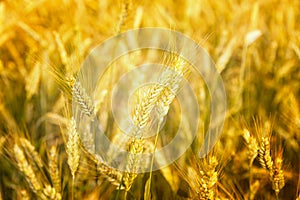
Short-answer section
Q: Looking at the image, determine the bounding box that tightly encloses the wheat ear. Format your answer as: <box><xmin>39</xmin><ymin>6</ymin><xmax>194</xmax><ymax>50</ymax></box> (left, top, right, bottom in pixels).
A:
<box><xmin>117</xmin><ymin>0</ymin><xmax>132</xmax><ymax>33</ymax></box>
<box><xmin>123</xmin><ymin>82</ymin><xmax>164</xmax><ymax>191</ymax></box>
<box><xmin>14</xmin><ymin>143</ymin><xmax>42</xmax><ymax>193</ymax></box>
<box><xmin>73</xmin><ymin>80</ymin><xmax>95</xmax><ymax>117</ymax></box>
<box><xmin>122</xmin><ymin>81</ymin><xmax>165</xmax><ymax>190</ymax></box>
<box><xmin>271</xmin><ymin>157</ymin><xmax>285</xmax><ymax>196</ymax></box>
<box><xmin>258</xmin><ymin>137</ymin><xmax>273</xmax><ymax>172</ymax></box>
<box><xmin>0</xmin><ymin>136</ymin><xmax>6</xmax><ymax>155</ymax></box>
<box><xmin>40</xmin><ymin>184</ymin><xmax>62</xmax><ymax>200</ymax></box>
<box><xmin>19</xmin><ymin>189</ymin><xmax>30</xmax><ymax>200</ymax></box>
<box><xmin>123</xmin><ymin>136</ymin><xmax>145</xmax><ymax>191</ymax></box>
<box><xmin>243</xmin><ymin>129</ymin><xmax>259</xmax><ymax>163</ymax></box>
<box><xmin>156</xmin><ymin>54</ymin><xmax>189</xmax><ymax>118</ymax></box>
<box><xmin>82</xmin><ymin>147</ymin><xmax>125</xmax><ymax>189</ymax></box>
<box><xmin>123</xmin><ymin>54</ymin><xmax>189</xmax><ymax>191</ymax></box>
<box><xmin>65</xmin><ymin>117</ymin><xmax>80</xmax><ymax>179</ymax></box>
<box><xmin>198</xmin><ymin>156</ymin><xmax>218</xmax><ymax>200</ymax></box>
<box><xmin>48</xmin><ymin>145</ymin><xmax>61</xmax><ymax>194</ymax></box>
<box><xmin>20</xmin><ymin>138</ymin><xmax>43</xmax><ymax>168</ymax></box>
<box><xmin>243</xmin><ymin>128</ymin><xmax>259</xmax><ymax>199</ymax></box>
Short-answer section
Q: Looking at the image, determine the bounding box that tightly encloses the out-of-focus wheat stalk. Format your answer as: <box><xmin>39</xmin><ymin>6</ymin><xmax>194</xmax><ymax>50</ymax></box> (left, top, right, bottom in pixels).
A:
<box><xmin>117</xmin><ymin>0</ymin><xmax>132</xmax><ymax>33</ymax></box>
<box><xmin>48</xmin><ymin>145</ymin><xmax>61</xmax><ymax>194</ymax></box>
<box><xmin>0</xmin><ymin>136</ymin><xmax>5</xmax><ymax>155</ymax></box>
<box><xmin>19</xmin><ymin>189</ymin><xmax>30</xmax><ymax>200</ymax></box>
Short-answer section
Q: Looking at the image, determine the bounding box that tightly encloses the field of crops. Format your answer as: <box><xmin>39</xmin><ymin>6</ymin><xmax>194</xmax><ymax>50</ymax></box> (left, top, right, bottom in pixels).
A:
<box><xmin>0</xmin><ymin>0</ymin><xmax>299</xmax><ymax>199</ymax></box>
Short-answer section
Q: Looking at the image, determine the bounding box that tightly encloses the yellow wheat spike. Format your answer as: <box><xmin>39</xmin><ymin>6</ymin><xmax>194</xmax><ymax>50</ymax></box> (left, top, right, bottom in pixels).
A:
<box><xmin>65</xmin><ymin>117</ymin><xmax>80</xmax><ymax>179</ymax></box>
<box><xmin>14</xmin><ymin>143</ymin><xmax>42</xmax><ymax>193</ymax></box>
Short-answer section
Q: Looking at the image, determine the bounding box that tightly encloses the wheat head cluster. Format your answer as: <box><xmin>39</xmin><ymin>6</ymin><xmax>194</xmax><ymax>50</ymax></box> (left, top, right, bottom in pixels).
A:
<box><xmin>0</xmin><ymin>0</ymin><xmax>299</xmax><ymax>199</ymax></box>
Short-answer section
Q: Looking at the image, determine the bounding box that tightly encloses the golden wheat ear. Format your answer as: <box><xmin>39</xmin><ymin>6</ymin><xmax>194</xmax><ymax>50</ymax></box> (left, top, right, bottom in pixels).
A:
<box><xmin>72</xmin><ymin>80</ymin><xmax>96</xmax><ymax>117</ymax></box>
<box><xmin>64</xmin><ymin>117</ymin><xmax>80</xmax><ymax>180</ymax></box>
<box><xmin>116</xmin><ymin>0</ymin><xmax>142</xmax><ymax>33</ymax></box>
<box><xmin>80</xmin><ymin>144</ymin><xmax>126</xmax><ymax>190</ymax></box>
<box><xmin>271</xmin><ymin>155</ymin><xmax>285</xmax><ymax>196</ymax></box>
<box><xmin>242</xmin><ymin>128</ymin><xmax>258</xmax><ymax>163</ymax></box>
<box><xmin>13</xmin><ymin>143</ymin><xmax>43</xmax><ymax>194</ymax></box>
<box><xmin>20</xmin><ymin>138</ymin><xmax>44</xmax><ymax>168</ymax></box>
<box><xmin>48</xmin><ymin>63</ymin><xmax>75</xmax><ymax>99</ymax></box>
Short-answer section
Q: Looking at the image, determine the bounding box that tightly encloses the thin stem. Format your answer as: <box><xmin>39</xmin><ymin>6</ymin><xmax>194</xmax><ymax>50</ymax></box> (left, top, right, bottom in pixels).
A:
<box><xmin>248</xmin><ymin>159</ymin><xmax>253</xmax><ymax>200</ymax></box>
<box><xmin>72</xmin><ymin>176</ymin><xmax>75</xmax><ymax>200</ymax></box>
<box><xmin>148</xmin><ymin>118</ymin><xmax>162</xmax><ymax>198</ymax></box>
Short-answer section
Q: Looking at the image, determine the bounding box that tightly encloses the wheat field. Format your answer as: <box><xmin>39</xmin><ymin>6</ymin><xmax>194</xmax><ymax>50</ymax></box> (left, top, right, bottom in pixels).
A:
<box><xmin>0</xmin><ymin>0</ymin><xmax>299</xmax><ymax>199</ymax></box>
